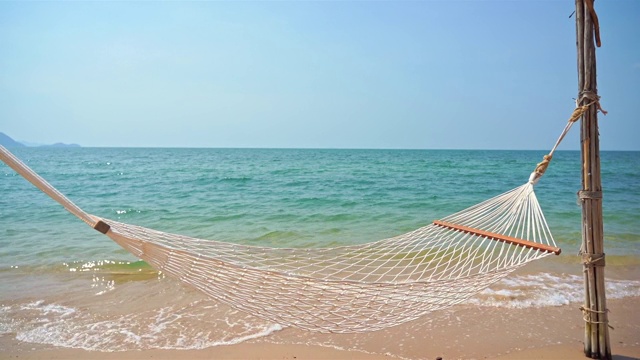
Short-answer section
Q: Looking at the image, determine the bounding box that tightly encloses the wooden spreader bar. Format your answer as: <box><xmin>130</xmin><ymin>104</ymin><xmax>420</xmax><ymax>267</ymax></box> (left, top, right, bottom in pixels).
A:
<box><xmin>93</xmin><ymin>220</ymin><xmax>111</xmax><ymax>234</ymax></box>
<box><xmin>433</xmin><ymin>220</ymin><xmax>561</xmax><ymax>255</ymax></box>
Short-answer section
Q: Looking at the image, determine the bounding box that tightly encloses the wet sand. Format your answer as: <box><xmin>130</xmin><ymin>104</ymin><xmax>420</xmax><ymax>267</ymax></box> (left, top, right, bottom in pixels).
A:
<box><xmin>3</xmin><ymin>259</ymin><xmax>639</xmax><ymax>359</ymax></box>
<box><xmin>3</xmin><ymin>296</ymin><xmax>638</xmax><ymax>360</ymax></box>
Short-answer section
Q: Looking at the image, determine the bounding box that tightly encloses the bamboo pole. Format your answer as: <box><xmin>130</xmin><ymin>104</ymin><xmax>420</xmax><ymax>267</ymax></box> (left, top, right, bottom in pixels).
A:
<box><xmin>574</xmin><ymin>1</ymin><xmax>611</xmax><ymax>359</ymax></box>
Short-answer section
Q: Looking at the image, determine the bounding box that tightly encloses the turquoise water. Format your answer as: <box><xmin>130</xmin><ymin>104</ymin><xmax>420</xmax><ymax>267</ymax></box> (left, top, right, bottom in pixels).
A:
<box><xmin>1</xmin><ymin>147</ymin><xmax>639</xmax><ymax>352</ymax></box>
<box><xmin>1</xmin><ymin>148</ymin><xmax>639</xmax><ymax>269</ymax></box>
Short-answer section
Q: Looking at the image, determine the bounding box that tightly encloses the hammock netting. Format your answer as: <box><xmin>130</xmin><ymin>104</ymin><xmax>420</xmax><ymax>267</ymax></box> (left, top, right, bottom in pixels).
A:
<box><xmin>0</xmin><ymin>145</ymin><xmax>560</xmax><ymax>333</ymax></box>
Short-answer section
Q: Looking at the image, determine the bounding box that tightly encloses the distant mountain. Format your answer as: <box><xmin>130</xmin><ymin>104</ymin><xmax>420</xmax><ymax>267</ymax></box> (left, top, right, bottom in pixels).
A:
<box><xmin>42</xmin><ymin>142</ymin><xmax>81</xmax><ymax>148</ymax></box>
<box><xmin>0</xmin><ymin>132</ymin><xmax>80</xmax><ymax>148</ymax></box>
<box><xmin>18</xmin><ymin>140</ymin><xmax>46</xmax><ymax>147</ymax></box>
<box><xmin>0</xmin><ymin>132</ymin><xmax>26</xmax><ymax>148</ymax></box>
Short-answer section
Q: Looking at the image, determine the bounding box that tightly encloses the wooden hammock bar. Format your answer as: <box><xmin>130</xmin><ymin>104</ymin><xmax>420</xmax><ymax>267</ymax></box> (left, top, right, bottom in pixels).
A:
<box><xmin>433</xmin><ymin>220</ymin><xmax>562</xmax><ymax>255</ymax></box>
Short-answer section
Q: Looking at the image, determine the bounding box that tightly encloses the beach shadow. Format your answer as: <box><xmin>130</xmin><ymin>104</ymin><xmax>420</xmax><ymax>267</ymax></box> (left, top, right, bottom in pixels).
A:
<box><xmin>613</xmin><ymin>355</ymin><xmax>640</xmax><ymax>360</ymax></box>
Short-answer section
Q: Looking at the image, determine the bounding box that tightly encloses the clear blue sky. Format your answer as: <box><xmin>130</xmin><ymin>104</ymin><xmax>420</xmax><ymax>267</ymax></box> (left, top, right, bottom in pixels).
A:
<box><xmin>1</xmin><ymin>1</ymin><xmax>638</xmax><ymax>150</ymax></box>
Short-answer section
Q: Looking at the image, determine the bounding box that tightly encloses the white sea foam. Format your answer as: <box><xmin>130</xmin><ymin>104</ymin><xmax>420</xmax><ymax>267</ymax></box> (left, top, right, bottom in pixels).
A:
<box><xmin>7</xmin><ymin>299</ymin><xmax>282</xmax><ymax>352</ymax></box>
<box><xmin>20</xmin><ymin>300</ymin><xmax>77</xmax><ymax>317</ymax></box>
<box><xmin>3</xmin><ymin>271</ymin><xmax>639</xmax><ymax>352</ymax></box>
<box><xmin>467</xmin><ymin>273</ymin><xmax>640</xmax><ymax>308</ymax></box>
<box><xmin>0</xmin><ymin>305</ymin><xmax>14</xmax><ymax>335</ymax></box>
<box><xmin>197</xmin><ymin>324</ymin><xmax>284</xmax><ymax>348</ymax></box>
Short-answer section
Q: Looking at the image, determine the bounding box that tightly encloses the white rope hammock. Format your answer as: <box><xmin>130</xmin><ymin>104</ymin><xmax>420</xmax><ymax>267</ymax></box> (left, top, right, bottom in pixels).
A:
<box><xmin>0</xmin><ymin>144</ymin><xmax>560</xmax><ymax>333</ymax></box>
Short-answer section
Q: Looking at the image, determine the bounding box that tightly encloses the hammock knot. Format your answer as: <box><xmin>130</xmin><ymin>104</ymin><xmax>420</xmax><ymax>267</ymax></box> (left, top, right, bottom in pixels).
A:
<box><xmin>568</xmin><ymin>104</ymin><xmax>590</xmax><ymax>123</ymax></box>
<box><xmin>535</xmin><ymin>154</ymin><xmax>553</xmax><ymax>174</ymax></box>
<box><xmin>529</xmin><ymin>154</ymin><xmax>552</xmax><ymax>184</ymax></box>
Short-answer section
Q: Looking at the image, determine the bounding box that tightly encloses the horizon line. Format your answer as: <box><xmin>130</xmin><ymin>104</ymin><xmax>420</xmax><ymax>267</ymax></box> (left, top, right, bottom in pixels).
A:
<box><xmin>5</xmin><ymin>145</ymin><xmax>639</xmax><ymax>152</ymax></box>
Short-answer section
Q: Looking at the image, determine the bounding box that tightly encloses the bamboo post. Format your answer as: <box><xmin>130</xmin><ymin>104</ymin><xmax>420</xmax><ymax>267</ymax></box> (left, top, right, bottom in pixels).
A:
<box><xmin>574</xmin><ymin>0</ymin><xmax>611</xmax><ymax>359</ymax></box>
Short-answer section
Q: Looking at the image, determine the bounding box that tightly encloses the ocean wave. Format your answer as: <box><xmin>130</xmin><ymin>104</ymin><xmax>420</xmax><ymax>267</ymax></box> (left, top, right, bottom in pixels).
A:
<box><xmin>5</xmin><ymin>299</ymin><xmax>282</xmax><ymax>352</ymax></box>
<box><xmin>219</xmin><ymin>176</ymin><xmax>252</xmax><ymax>182</ymax></box>
<box><xmin>467</xmin><ymin>272</ymin><xmax>640</xmax><ymax>308</ymax></box>
<box><xmin>2</xmin><ymin>271</ymin><xmax>639</xmax><ymax>352</ymax></box>
<box><xmin>253</xmin><ymin>230</ymin><xmax>306</xmax><ymax>244</ymax></box>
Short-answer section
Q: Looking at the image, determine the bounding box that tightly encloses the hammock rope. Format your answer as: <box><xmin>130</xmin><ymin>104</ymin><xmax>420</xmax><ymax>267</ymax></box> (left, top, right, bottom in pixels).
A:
<box><xmin>530</xmin><ymin>95</ymin><xmax>605</xmax><ymax>184</ymax></box>
<box><xmin>0</xmin><ymin>145</ymin><xmax>555</xmax><ymax>332</ymax></box>
<box><xmin>0</xmin><ymin>102</ymin><xmax>599</xmax><ymax>333</ymax></box>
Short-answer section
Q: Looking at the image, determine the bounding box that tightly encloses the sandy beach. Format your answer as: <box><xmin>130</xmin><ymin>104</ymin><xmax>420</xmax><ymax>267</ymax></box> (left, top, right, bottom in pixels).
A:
<box><xmin>2</xmin><ymin>256</ymin><xmax>639</xmax><ymax>360</ymax></box>
<box><xmin>3</xmin><ymin>295</ymin><xmax>638</xmax><ymax>360</ymax></box>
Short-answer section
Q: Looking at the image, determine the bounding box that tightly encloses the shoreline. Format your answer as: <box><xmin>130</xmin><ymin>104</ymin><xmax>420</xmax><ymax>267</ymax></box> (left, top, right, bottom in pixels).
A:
<box><xmin>3</xmin><ymin>297</ymin><xmax>639</xmax><ymax>360</ymax></box>
<box><xmin>4</xmin><ymin>343</ymin><xmax>640</xmax><ymax>360</ymax></box>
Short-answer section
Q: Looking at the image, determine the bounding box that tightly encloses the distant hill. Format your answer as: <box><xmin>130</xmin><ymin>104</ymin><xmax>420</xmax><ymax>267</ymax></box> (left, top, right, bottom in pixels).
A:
<box><xmin>0</xmin><ymin>132</ymin><xmax>26</xmax><ymax>148</ymax></box>
<box><xmin>42</xmin><ymin>142</ymin><xmax>81</xmax><ymax>148</ymax></box>
<box><xmin>0</xmin><ymin>132</ymin><xmax>80</xmax><ymax>148</ymax></box>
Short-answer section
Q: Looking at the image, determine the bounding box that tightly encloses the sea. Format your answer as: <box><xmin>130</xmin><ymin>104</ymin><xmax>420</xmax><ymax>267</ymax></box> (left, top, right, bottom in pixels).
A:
<box><xmin>1</xmin><ymin>148</ymin><xmax>639</xmax><ymax>355</ymax></box>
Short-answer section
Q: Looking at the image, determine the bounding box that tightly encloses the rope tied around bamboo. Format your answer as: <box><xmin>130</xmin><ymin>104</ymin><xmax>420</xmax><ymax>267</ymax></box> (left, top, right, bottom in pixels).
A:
<box><xmin>576</xmin><ymin>90</ymin><xmax>607</xmax><ymax>118</ymax></box>
<box><xmin>581</xmin><ymin>253</ymin><xmax>605</xmax><ymax>267</ymax></box>
<box><xmin>529</xmin><ymin>95</ymin><xmax>606</xmax><ymax>185</ymax></box>
<box><xmin>579</xmin><ymin>306</ymin><xmax>613</xmax><ymax>330</ymax></box>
